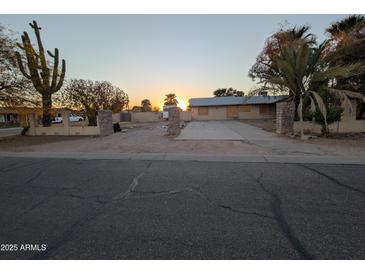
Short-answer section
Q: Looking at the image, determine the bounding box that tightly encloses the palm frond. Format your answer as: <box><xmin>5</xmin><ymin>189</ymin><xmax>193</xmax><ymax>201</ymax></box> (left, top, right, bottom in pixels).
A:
<box><xmin>309</xmin><ymin>96</ymin><xmax>316</xmax><ymax>113</ymax></box>
<box><xmin>309</xmin><ymin>90</ymin><xmax>328</xmax><ymax>130</ymax></box>
<box><xmin>328</xmin><ymin>87</ymin><xmax>365</xmax><ymax>103</ymax></box>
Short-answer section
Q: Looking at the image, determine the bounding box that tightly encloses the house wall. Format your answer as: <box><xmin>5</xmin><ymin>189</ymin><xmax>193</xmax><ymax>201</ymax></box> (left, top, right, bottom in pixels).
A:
<box><xmin>191</xmin><ymin>106</ymin><xmax>228</xmax><ymax>120</ymax></box>
<box><xmin>191</xmin><ymin>104</ymin><xmax>276</xmax><ymax>120</ymax></box>
<box><xmin>180</xmin><ymin>111</ymin><xmax>192</xmax><ymax>121</ymax></box>
<box><xmin>238</xmin><ymin>105</ymin><xmax>276</xmax><ymax>119</ymax></box>
<box><xmin>0</xmin><ymin>113</ymin><xmax>19</xmax><ymax>125</ymax></box>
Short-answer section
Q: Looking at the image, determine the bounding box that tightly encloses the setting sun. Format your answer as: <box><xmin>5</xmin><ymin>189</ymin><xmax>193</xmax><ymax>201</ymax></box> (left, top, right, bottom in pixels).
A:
<box><xmin>177</xmin><ymin>97</ymin><xmax>188</xmax><ymax>111</ymax></box>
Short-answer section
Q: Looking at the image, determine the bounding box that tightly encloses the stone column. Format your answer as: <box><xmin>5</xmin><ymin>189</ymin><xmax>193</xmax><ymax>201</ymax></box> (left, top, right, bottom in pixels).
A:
<box><xmin>168</xmin><ymin>107</ymin><xmax>181</xmax><ymax>136</ymax></box>
<box><xmin>276</xmin><ymin>101</ymin><xmax>295</xmax><ymax>134</ymax></box>
<box><xmin>19</xmin><ymin>114</ymin><xmax>28</xmax><ymax>127</ymax></box>
<box><xmin>61</xmin><ymin>109</ymin><xmax>71</xmax><ymax>136</ymax></box>
<box><xmin>97</xmin><ymin>110</ymin><xmax>113</xmax><ymax>136</ymax></box>
<box><xmin>27</xmin><ymin>113</ymin><xmax>36</xmax><ymax>136</ymax></box>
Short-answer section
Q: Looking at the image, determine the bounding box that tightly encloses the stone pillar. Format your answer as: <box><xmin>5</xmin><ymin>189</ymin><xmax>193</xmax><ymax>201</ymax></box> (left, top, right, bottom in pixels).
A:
<box><xmin>168</xmin><ymin>107</ymin><xmax>181</xmax><ymax>136</ymax></box>
<box><xmin>276</xmin><ymin>101</ymin><xmax>295</xmax><ymax>134</ymax></box>
<box><xmin>19</xmin><ymin>114</ymin><xmax>28</xmax><ymax>127</ymax></box>
<box><xmin>27</xmin><ymin>113</ymin><xmax>36</xmax><ymax>136</ymax></box>
<box><xmin>97</xmin><ymin>110</ymin><xmax>113</xmax><ymax>136</ymax></box>
<box><xmin>61</xmin><ymin>109</ymin><xmax>71</xmax><ymax>136</ymax></box>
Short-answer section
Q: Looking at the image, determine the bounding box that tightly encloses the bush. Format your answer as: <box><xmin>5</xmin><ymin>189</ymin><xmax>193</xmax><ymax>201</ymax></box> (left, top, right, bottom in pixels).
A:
<box><xmin>312</xmin><ymin>106</ymin><xmax>343</xmax><ymax>135</ymax></box>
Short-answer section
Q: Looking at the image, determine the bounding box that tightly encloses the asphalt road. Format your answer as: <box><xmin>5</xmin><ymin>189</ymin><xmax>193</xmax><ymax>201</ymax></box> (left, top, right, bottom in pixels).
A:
<box><xmin>0</xmin><ymin>157</ymin><xmax>364</xmax><ymax>259</ymax></box>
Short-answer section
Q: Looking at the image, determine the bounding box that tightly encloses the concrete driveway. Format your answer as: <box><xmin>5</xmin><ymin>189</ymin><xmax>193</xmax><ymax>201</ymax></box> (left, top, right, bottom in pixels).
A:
<box><xmin>177</xmin><ymin>121</ymin><xmax>328</xmax><ymax>156</ymax></box>
<box><xmin>177</xmin><ymin>121</ymin><xmax>244</xmax><ymax>140</ymax></box>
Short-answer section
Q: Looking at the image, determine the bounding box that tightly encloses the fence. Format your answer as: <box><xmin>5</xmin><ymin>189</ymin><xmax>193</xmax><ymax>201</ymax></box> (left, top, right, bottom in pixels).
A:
<box><xmin>131</xmin><ymin>112</ymin><xmax>162</xmax><ymax>123</ymax></box>
<box><xmin>294</xmin><ymin>120</ymin><xmax>365</xmax><ymax>134</ymax></box>
<box><xmin>26</xmin><ymin>110</ymin><xmax>113</xmax><ymax>136</ymax></box>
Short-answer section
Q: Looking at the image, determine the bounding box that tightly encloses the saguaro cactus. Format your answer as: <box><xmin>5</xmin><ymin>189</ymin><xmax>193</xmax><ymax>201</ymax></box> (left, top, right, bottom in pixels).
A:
<box><xmin>15</xmin><ymin>20</ymin><xmax>66</xmax><ymax>126</ymax></box>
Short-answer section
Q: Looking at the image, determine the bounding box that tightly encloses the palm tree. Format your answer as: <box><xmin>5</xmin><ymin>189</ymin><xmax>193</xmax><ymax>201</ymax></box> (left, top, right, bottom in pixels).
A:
<box><xmin>327</xmin><ymin>15</ymin><xmax>365</xmax><ymax>43</ymax></box>
<box><xmin>249</xmin><ymin>25</ymin><xmax>316</xmax><ymax>91</ymax></box>
<box><xmin>164</xmin><ymin>93</ymin><xmax>178</xmax><ymax>106</ymax></box>
<box><xmin>213</xmin><ymin>88</ymin><xmax>244</xmax><ymax>97</ymax></box>
<box><xmin>326</xmin><ymin>15</ymin><xmax>365</xmax><ymax>117</ymax></box>
<box><xmin>141</xmin><ymin>99</ymin><xmax>152</xmax><ymax>112</ymax></box>
<box><xmin>268</xmin><ymin>41</ymin><xmax>365</xmax><ymax>137</ymax></box>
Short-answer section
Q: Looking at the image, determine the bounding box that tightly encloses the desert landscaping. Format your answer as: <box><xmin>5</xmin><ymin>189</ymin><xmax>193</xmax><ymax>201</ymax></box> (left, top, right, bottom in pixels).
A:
<box><xmin>1</xmin><ymin>120</ymin><xmax>365</xmax><ymax>159</ymax></box>
<box><xmin>1</xmin><ymin>13</ymin><xmax>365</xmax><ymax>263</ymax></box>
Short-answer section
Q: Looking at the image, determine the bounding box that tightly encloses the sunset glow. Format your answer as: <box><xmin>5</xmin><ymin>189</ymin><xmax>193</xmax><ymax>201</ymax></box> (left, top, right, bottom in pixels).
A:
<box><xmin>177</xmin><ymin>97</ymin><xmax>188</xmax><ymax>111</ymax></box>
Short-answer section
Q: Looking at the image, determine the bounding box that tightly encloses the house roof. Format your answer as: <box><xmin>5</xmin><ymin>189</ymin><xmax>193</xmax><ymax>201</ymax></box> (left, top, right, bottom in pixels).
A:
<box><xmin>188</xmin><ymin>96</ymin><xmax>288</xmax><ymax>107</ymax></box>
<box><xmin>0</xmin><ymin>107</ymin><xmax>74</xmax><ymax>114</ymax></box>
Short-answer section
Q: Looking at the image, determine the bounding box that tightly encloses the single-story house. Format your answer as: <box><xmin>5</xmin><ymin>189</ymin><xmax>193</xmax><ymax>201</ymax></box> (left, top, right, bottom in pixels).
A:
<box><xmin>0</xmin><ymin>107</ymin><xmax>77</xmax><ymax>126</ymax></box>
<box><xmin>0</xmin><ymin>107</ymin><xmax>42</xmax><ymax>126</ymax></box>
<box><xmin>189</xmin><ymin>95</ymin><xmax>288</xmax><ymax>120</ymax></box>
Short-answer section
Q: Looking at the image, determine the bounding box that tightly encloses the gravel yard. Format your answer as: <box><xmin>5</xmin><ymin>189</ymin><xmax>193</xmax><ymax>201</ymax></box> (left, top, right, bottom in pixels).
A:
<box><xmin>0</xmin><ymin>122</ymin><xmax>264</xmax><ymax>155</ymax></box>
<box><xmin>0</xmin><ymin>121</ymin><xmax>365</xmax><ymax>157</ymax></box>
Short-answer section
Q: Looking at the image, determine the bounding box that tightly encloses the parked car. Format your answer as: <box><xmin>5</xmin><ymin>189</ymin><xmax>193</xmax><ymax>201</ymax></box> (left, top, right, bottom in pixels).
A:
<box><xmin>69</xmin><ymin>114</ymin><xmax>84</xmax><ymax>122</ymax></box>
<box><xmin>52</xmin><ymin>114</ymin><xmax>84</xmax><ymax>124</ymax></box>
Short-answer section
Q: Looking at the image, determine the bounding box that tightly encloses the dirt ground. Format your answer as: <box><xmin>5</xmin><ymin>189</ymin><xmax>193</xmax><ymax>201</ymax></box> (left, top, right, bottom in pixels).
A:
<box><xmin>0</xmin><ymin>122</ymin><xmax>265</xmax><ymax>155</ymax></box>
<box><xmin>0</xmin><ymin>121</ymin><xmax>364</xmax><ymax>156</ymax></box>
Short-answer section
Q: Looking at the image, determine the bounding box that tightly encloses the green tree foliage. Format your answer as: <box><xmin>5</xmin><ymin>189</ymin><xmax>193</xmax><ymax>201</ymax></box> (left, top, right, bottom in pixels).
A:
<box><xmin>266</xmin><ymin>38</ymin><xmax>365</xmax><ymax>136</ymax></box>
<box><xmin>141</xmin><ymin>99</ymin><xmax>152</xmax><ymax>112</ymax></box>
<box><xmin>164</xmin><ymin>93</ymin><xmax>178</xmax><ymax>106</ymax></box>
<box><xmin>213</xmin><ymin>88</ymin><xmax>244</xmax><ymax>97</ymax></box>
<box><xmin>250</xmin><ymin>24</ymin><xmax>365</xmax><ymax>137</ymax></box>
<box><xmin>248</xmin><ymin>25</ymin><xmax>316</xmax><ymax>94</ymax></box>
<box><xmin>326</xmin><ymin>15</ymin><xmax>365</xmax><ymax>117</ymax></box>
<box><xmin>312</xmin><ymin>106</ymin><xmax>343</xmax><ymax>135</ymax></box>
<box><xmin>15</xmin><ymin>21</ymin><xmax>66</xmax><ymax>126</ymax></box>
<box><xmin>152</xmin><ymin>106</ymin><xmax>160</xmax><ymax>112</ymax></box>
<box><xmin>59</xmin><ymin>79</ymin><xmax>128</xmax><ymax>126</ymax></box>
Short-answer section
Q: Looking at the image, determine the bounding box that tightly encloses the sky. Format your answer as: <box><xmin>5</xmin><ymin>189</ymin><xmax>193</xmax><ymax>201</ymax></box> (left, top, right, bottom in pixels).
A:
<box><xmin>1</xmin><ymin>14</ymin><xmax>348</xmax><ymax>109</ymax></box>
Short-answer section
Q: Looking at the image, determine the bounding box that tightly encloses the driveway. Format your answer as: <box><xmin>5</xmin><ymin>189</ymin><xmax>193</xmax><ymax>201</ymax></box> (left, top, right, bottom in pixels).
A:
<box><xmin>177</xmin><ymin>121</ymin><xmax>330</xmax><ymax>156</ymax></box>
<box><xmin>1</xmin><ymin>156</ymin><xmax>365</xmax><ymax>259</ymax></box>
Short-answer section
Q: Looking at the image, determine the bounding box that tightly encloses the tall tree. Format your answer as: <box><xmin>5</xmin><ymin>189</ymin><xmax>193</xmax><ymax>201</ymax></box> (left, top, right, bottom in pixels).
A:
<box><xmin>152</xmin><ymin>106</ymin><xmax>160</xmax><ymax>112</ymax></box>
<box><xmin>164</xmin><ymin>93</ymin><xmax>178</xmax><ymax>106</ymax></box>
<box><xmin>213</xmin><ymin>88</ymin><xmax>244</xmax><ymax>97</ymax></box>
<box><xmin>59</xmin><ymin>79</ymin><xmax>128</xmax><ymax>126</ymax></box>
<box><xmin>249</xmin><ymin>25</ymin><xmax>316</xmax><ymax>95</ymax></box>
<box><xmin>266</xmin><ymin>40</ymin><xmax>365</xmax><ymax>136</ymax></box>
<box><xmin>141</xmin><ymin>99</ymin><xmax>152</xmax><ymax>112</ymax></box>
<box><xmin>326</xmin><ymin>15</ymin><xmax>365</xmax><ymax>117</ymax></box>
<box><xmin>15</xmin><ymin>20</ymin><xmax>66</xmax><ymax>126</ymax></box>
<box><xmin>0</xmin><ymin>24</ymin><xmax>38</xmax><ymax>107</ymax></box>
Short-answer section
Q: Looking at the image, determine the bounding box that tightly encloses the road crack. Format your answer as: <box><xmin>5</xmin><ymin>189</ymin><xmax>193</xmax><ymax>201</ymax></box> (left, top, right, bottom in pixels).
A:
<box><xmin>185</xmin><ymin>186</ymin><xmax>274</xmax><ymax>219</ymax></box>
<box><xmin>33</xmin><ymin>161</ymin><xmax>155</xmax><ymax>259</ymax></box>
<box><xmin>251</xmin><ymin>172</ymin><xmax>314</xmax><ymax>259</ymax></box>
<box><xmin>299</xmin><ymin>164</ymin><xmax>365</xmax><ymax>196</ymax></box>
<box><xmin>112</xmin><ymin>162</ymin><xmax>152</xmax><ymax>200</ymax></box>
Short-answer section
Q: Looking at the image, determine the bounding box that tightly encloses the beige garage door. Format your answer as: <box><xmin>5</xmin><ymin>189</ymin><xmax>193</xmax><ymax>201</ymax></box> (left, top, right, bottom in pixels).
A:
<box><xmin>227</xmin><ymin>106</ymin><xmax>238</xmax><ymax>119</ymax></box>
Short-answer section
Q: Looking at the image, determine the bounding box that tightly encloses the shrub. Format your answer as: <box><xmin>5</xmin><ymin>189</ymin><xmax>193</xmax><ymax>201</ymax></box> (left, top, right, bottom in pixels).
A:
<box><xmin>312</xmin><ymin>106</ymin><xmax>343</xmax><ymax>135</ymax></box>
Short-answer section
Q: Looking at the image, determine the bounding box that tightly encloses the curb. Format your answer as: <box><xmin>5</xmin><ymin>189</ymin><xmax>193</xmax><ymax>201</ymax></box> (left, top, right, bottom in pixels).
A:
<box><xmin>0</xmin><ymin>151</ymin><xmax>364</xmax><ymax>165</ymax></box>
